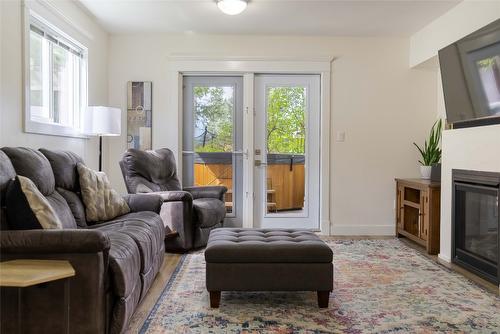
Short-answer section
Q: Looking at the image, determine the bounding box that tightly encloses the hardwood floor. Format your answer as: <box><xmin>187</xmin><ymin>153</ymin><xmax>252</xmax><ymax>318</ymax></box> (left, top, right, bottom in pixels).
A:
<box><xmin>125</xmin><ymin>254</ymin><xmax>182</xmax><ymax>333</ymax></box>
<box><xmin>126</xmin><ymin>236</ymin><xmax>498</xmax><ymax>332</ymax></box>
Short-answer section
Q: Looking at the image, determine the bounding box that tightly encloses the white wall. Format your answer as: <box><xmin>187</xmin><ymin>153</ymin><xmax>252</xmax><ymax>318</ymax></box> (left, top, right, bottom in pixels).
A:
<box><xmin>439</xmin><ymin>124</ymin><xmax>500</xmax><ymax>262</ymax></box>
<box><xmin>410</xmin><ymin>1</ymin><xmax>500</xmax><ymax>261</ymax></box>
<box><xmin>410</xmin><ymin>0</ymin><xmax>500</xmax><ymax>67</ymax></box>
<box><xmin>0</xmin><ymin>0</ymin><xmax>108</xmax><ymax>169</ymax></box>
<box><xmin>108</xmin><ymin>33</ymin><xmax>438</xmax><ymax>233</ymax></box>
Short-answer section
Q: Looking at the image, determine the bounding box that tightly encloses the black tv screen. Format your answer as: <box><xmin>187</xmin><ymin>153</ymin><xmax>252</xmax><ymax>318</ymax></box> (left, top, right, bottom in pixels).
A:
<box><xmin>439</xmin><ymin>19</ymin><xmax>500</xmax><ymax>128</ymax></box>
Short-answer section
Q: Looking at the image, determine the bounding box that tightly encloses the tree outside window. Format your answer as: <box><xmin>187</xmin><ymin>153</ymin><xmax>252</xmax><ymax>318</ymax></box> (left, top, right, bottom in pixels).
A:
<box><xmin>193</xmin><ymin>86</ymin><xmax>306</xmax><ymax>155</ymax></box>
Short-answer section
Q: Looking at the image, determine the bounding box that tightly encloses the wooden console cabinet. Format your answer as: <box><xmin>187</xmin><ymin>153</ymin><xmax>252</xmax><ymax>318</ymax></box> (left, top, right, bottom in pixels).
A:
<box><xmin>395</xmin><ymin>178</ymin><xmax>440</xmax><ymax>254</ymax></box>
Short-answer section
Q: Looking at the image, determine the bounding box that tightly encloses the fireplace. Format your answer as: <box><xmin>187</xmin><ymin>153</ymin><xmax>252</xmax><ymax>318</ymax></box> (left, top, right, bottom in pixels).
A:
<box><xmin>452</xmin><ymin>169</ymin><xmax>500</xmax><ymax>284</ymax></box>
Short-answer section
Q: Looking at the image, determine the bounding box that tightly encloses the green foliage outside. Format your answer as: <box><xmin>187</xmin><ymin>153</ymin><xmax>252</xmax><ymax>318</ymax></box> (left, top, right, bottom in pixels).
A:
<box><xmin>194</xmin><ymin>86</ymin><xmax>306</xmax><ymax>155</ymax></box>
<box><xmin>194</xmin><ymin>86</ymin><xmax>233</xmax><ymax>152</ymax></box>
<box><xmin>266</xmin><ymin>87</ymin><xmax>305</xmax><ymax>154</ymax></box>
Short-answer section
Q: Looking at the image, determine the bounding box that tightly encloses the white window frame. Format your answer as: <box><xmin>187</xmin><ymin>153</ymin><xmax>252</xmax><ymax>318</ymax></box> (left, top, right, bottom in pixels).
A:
<box><xmin>23</xmin><ymin>5</ymin><xmax>88</xmax><ymax>138</ymax></box>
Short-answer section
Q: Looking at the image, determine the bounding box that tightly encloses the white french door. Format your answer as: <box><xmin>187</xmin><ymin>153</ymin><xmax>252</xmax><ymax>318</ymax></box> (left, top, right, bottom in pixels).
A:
<box><xmin>181</xmin><ymin>74</ymin><xmax>321</xmax><ymax>230</ymax></box>
<box><xmin>253</xmin><ymin>75</ymin><xmax>321</xmax><ymax>229</ymax></box>
<box><xmin>182</xmin><ymin>76</ymin><xmax>244</xmax><ymax>227</ymax></box>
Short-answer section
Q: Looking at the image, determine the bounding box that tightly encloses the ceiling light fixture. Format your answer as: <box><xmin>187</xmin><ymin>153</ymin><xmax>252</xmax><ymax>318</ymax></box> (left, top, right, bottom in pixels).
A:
<box><xmin>217</xmin><ymin>0</ymin><xmax>248</xmax><ymax>15</ymax></box>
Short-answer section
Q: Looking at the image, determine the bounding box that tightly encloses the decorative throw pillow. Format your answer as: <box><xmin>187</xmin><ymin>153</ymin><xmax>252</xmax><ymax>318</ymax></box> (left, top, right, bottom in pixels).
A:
<box><xmin>77</xmin><ymin>163</ymin><xmax>130</xmax><ymax>222</ymax></box>
<box><xmin>6</xmin><ymin>176</ymin><xmax>63</xmax><ymax>229</ymax></box>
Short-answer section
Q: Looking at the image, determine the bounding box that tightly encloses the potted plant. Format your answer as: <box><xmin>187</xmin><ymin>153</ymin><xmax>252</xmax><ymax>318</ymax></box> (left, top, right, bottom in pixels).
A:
<box><xmin>414</xmin><ymin>119</ymin><xmax>442</xmax><ymax>179</ymax></box>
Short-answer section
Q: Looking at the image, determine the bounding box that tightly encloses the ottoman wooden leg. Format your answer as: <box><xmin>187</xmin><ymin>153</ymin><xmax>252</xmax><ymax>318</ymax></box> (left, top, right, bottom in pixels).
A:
<box><xmin>317</xmin><ymin>291</ymin><xmax>330</xmax><ymax>308</ymax></box>
<box><xmin>209</xmin><ymin>291</ymin><xmax>221</xmax><ymax>308</ymax></box>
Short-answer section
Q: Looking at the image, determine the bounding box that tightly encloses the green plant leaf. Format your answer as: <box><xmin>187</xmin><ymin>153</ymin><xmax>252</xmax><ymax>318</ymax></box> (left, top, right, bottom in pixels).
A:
<box><xmin>414</xmin><ymin>119</ymin><xmax>443</xmax><ymax>165</ymax></box>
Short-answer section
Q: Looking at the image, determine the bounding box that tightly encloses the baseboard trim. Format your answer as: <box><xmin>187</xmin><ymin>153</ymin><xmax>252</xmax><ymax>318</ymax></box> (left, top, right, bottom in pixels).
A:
<box><xmin>319</xmin><ymin>219</ymin><xmax>330</xmax><ymax>235</ymax></box>
<box><xmin>438</xmin><ymin>253</ymin><xmax>451</xmax><ymax>263</ymax></box>
<box><xmin>331</xmin><ymin>224</ymin><xmax>395</xmax><ymax>236</ymax></box>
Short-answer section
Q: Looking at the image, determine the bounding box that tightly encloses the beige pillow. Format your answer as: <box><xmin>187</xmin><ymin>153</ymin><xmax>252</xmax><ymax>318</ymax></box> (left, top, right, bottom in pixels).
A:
<box><xmin>77</xmin><ymin>163</ymin><xmax>130</xmax><ymax>222</ymax></box>
<box><xmin>17</xmin><ymin>176</ymin><xmax>63</xmax><ymax>229</ymax></box>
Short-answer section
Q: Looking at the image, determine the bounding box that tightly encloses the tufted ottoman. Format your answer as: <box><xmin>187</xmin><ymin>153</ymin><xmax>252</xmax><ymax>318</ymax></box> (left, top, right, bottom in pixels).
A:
<box><xmin>204</xmin><ymin>228</ymin><xmax>333</xmax><ymax>308</ymax></box>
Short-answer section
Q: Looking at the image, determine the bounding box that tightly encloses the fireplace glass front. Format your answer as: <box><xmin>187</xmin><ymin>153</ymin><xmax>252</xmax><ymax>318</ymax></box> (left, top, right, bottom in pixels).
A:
<box><xmin>453</xmin><ymin>170</ymin><xmax>500</xmax><ymax>284</ymax></box>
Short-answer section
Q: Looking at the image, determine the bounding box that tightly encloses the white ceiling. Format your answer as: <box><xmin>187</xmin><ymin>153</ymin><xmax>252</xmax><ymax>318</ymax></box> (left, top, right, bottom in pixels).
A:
<box><xmin>78</xmin><ymin>0</ymin><xmax>461</xmax><ymax>36</ymax></box>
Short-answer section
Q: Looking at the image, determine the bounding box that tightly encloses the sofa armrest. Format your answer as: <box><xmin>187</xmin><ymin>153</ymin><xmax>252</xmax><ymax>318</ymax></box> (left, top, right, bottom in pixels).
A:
<box><xmin>123</xmin><ymin>193</ymin><xmax>164</xmax><ymax>213</ymax></box>
<box><xmin>156</xmin><ymin>190</ymin><xmax>193</xmax><ymax>203</ymax></box>
<box><xmin>183</xmin><ymin>186</ymin><xmax>227</xmax><ymax>201</ymax></box>
<box><xmin>0</xmin><ymin>229</ymin><xmax>110</xmax><ymax>254</ymax></box>
<box><xmin>159</xmin><ymin>197</ymin><xmax>194</xmax><ymax>252</ymax></box>
<box><xmin>0</xmin><ymin>229</ymin><xmax>110</xmax><ymax>334</ymax></box>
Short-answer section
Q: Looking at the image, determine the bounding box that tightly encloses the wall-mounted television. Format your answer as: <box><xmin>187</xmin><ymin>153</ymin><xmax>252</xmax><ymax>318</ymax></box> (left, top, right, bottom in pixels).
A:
<box><xmin>439</xmin><ymin>19</ymin><xmax>500</xmax><ymax>129</ymax></box>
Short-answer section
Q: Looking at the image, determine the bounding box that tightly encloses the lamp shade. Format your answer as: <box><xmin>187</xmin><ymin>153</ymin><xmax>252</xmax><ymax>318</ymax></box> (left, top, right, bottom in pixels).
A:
<box><xmin>83</xmin><ymin>106</ymin><xmax>121</xmax><ymax>136</ymax></box>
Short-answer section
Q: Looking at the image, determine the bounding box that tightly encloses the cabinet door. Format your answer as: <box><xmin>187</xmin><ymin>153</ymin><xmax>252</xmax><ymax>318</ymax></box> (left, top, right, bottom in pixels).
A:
<box><xmin>397</xmin><ymin>185</ymin><xmax>404</xmax><ymax>229</ymax></box>
<box><xmin>419</xmin><ymin>191</ymin><xmax>429</xmax><ymax>240</ymax></box>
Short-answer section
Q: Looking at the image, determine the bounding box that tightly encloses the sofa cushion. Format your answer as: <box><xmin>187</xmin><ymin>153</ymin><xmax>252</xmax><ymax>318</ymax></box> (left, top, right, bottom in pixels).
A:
<box><xmin>106</xmin><ymin>212</ymin><xmax>165</xmax><ymax>252</ymax></box>
<box><xmin>2</xmin><ymin>147</ymin><xmax>55</xmax><ymax>195</ymax></box>
<box><xmin>0</xmin><ymin>151</ymin><xmax>16</xmax><ymax>230</ymax></box>
<box><xmin>106</xmin><ymin>232</ymin><xmax>141</xmax><ymax>298</ymax></box>
<box><xmin>57</xmin><ymin>188</ymin><xmax>87</xmax><ymax>228</ymax></box>
<box><xmin>39</xmin><ymin>149</ymin><xmax>83</xmax><ymax>191</ymax></box>
<box><xmin>2</xmin><ymin>148</ymin><xmax>77</xmax><ymax>229</ymax></box>
<box><xmin>90</xmin><ymin>212</ymin><xmax>165</xmax><ymax>273</ymax></box>
<box><xmin>39</xmin><ymin>149</ymin><xmax>87</xmax><ymax>227</ymax></box>
<box><xmin>77</xmin><ymin>163</ymin><xmax>130</xmax><ymax>222</ymax></box>
<box><xmin>205</xmin><ymin>228</ymin><xmax>333</xmax><ymax>263</ymax></box>
<box><xmin>6</xmin><ymin>176</ymin><xmax>63</xmax><ymax>230</ymax></box>
<box><xmin>45</xmin><ymin>190</ymin><xmax>78</xmax><ymax>228</ymax></box>
<box><xmin>193</xmin><ymin>198</ymin><xmax>225</xmax><ymax>228</ymax></box>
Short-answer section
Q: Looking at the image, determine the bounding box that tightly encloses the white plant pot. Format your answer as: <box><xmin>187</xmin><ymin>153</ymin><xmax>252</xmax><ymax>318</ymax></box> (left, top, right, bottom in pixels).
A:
<box><xmin>420</xmin><ymin>165</ymin><xmax>432</xmax><ymax>179</ymax></box>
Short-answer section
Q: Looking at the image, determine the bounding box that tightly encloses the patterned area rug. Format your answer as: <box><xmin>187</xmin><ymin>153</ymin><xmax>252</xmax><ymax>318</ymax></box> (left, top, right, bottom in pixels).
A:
<box><xmin>140</xmin><ymin>239</ymin><xmax>500</xmax><ymax>333</ymax></box>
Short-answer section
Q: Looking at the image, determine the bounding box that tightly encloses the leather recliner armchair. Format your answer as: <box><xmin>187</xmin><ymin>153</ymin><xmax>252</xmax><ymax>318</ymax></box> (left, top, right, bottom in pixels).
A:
<box><xmin>119</xmin><ymin>148</ymin><xmax>227</xmax><ymax>252</ymax></box>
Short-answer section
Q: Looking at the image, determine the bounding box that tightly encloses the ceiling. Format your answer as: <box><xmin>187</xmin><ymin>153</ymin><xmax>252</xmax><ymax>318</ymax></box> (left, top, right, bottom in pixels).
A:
<box><xmin>78</xmin><ymin>0</ymin><xmax>462</xmax><ymax>36</ymax></box>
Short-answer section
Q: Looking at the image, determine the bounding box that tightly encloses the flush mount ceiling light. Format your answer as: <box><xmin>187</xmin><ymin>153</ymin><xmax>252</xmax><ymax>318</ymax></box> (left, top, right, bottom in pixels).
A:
<box><xmin>217</xmin><ymin>0</ymin><xmax>248</xmax><ymax>15</ymax></box>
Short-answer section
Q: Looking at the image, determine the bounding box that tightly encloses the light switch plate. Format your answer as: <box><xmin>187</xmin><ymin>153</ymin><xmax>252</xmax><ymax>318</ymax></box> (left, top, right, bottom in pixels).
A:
<box><xmin>336</xmin><ymin>131</ymin><xmax>346</xmax><ymax>142</ymax></box>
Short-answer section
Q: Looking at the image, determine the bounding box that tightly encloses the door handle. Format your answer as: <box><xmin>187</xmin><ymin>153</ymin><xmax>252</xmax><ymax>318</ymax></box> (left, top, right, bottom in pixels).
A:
<box><xmin>233</xmin><ymin>149</ymin><xmax>248</xmax><ymax>158</ymax></box>
<box><xmin>255</xmin><ymin>160</ymin><xmax>267</xmax><ymax>167</ymax></box>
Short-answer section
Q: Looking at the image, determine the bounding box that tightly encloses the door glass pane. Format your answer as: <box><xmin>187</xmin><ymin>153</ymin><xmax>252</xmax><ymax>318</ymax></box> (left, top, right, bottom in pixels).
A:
<box><xmin>265</xmin><ymin>87</ymin><xmax>306</xmax><ymax>215</ymax></box>
<box><xmin>193</xmin><ymin>86</ymin><xmax>234</xmax><ymax>214</ymax></box>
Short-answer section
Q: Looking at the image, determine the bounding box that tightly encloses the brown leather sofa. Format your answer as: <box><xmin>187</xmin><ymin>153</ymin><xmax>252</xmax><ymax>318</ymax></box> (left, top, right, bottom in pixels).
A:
<box><xmin>0</xmin><ymin>148</ymin><xmax>165</xmax><ymax>334</ymax></box>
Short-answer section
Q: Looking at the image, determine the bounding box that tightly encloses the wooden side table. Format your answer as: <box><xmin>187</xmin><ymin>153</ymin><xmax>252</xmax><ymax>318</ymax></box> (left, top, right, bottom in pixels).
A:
<box><xmin>395</xmin><ymin>178</ymin><xmax>441</xmax><ymax>254</ymax></box>
<box><xmin>0</xmin><ymin>260</ymin><xmax>75</xmax><ymax>334</ymax></box>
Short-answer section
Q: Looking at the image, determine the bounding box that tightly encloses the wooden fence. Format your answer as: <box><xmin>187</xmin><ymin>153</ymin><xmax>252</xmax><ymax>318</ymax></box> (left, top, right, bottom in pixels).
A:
<box><xmin>194</xmin><ymin>153</ymin><xmax>305</xmax><ymax>212</ymax></box>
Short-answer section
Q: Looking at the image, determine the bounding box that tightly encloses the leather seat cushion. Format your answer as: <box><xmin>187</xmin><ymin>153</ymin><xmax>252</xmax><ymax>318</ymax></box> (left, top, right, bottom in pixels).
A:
<box><xmin>91</xmin><ymin>212</ymin><xmax>164</xmax><ymax>273</ymax></box>
<box><xmin>205</xmin><ymin>228</ymin><xmax>333</xmax><ymax>263</ymax></box>
<box><xmin>106</xmin><ymin>232</ymin><xmax>141</xmax><ymax>298</ymax></box>
<box><xmin>193</xmin><ymin>198</ymin><xmax>225</xmax><ymax>228</ymax></box>
<box><xmin>105</xmin><ymin>212</ymin><xmax>164</xmax><ymax>255</ymax></box>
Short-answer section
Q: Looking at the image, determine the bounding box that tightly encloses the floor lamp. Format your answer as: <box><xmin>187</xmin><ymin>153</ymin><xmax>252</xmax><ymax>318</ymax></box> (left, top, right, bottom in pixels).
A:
<box><xmin>84</xmin><ymin>106</ymin><xmax>121</xmax><ymax>171</ymax></box>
